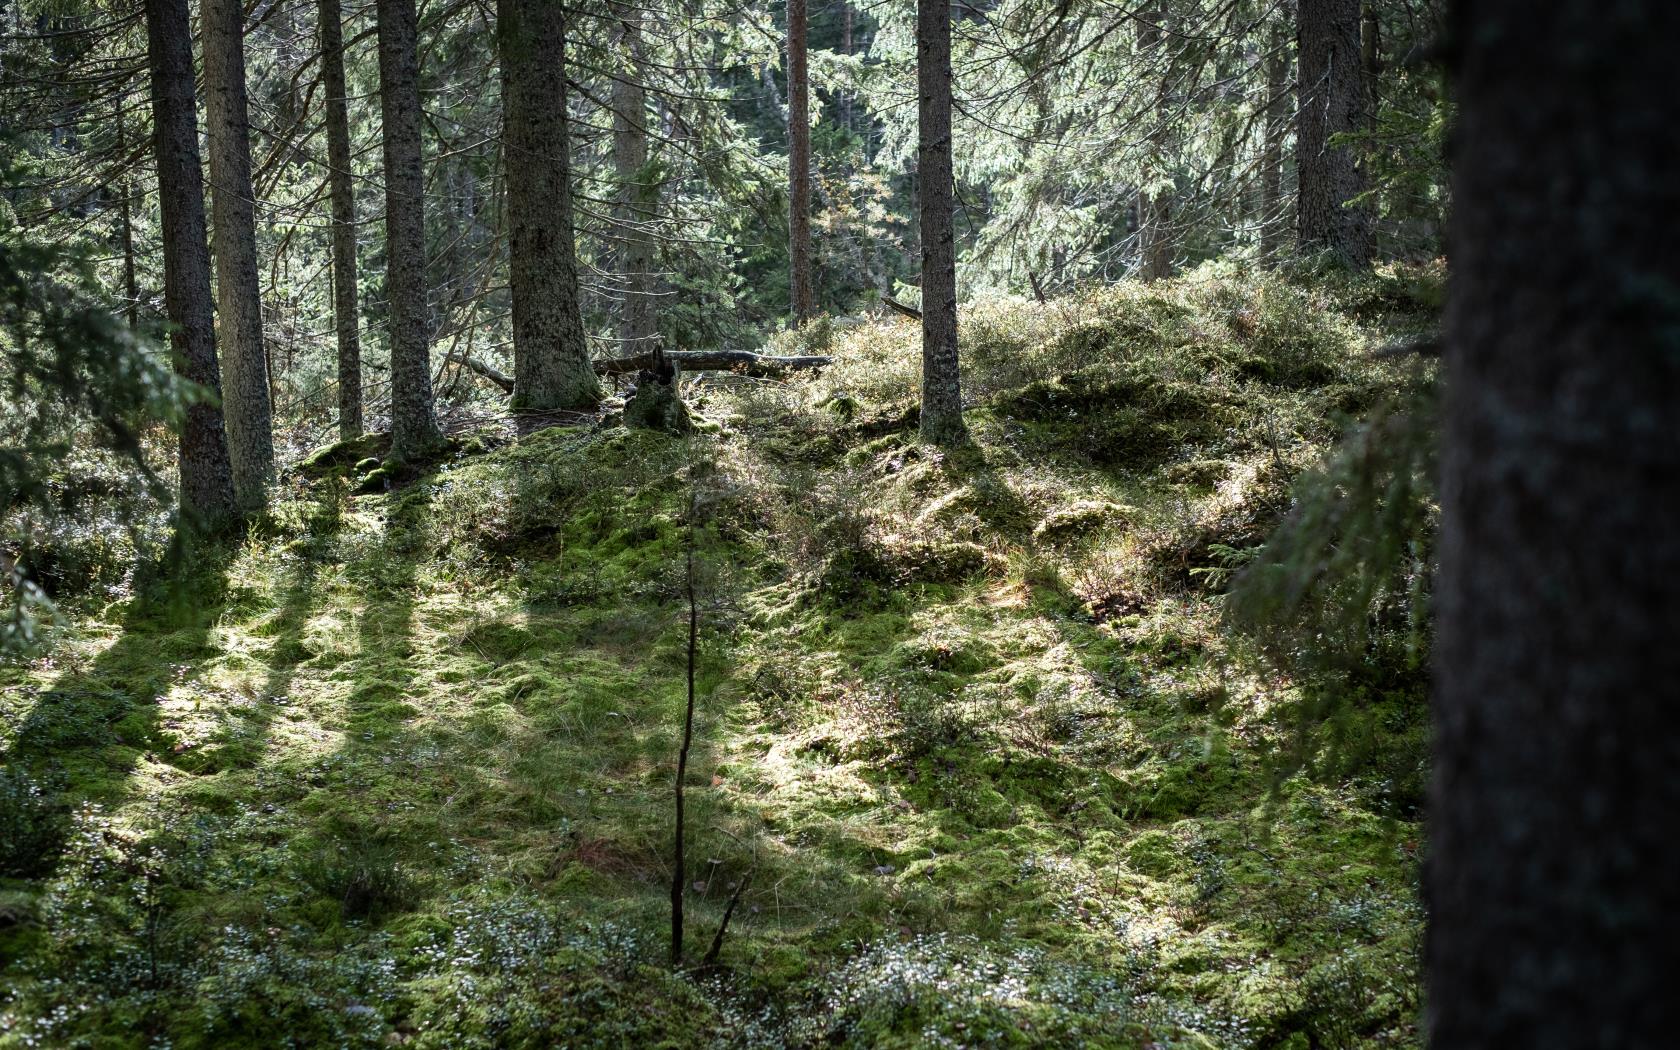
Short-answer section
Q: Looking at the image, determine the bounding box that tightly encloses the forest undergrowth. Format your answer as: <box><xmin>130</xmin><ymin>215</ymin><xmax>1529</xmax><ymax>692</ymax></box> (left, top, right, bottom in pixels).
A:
<box><xmin>0</xmin><ymin>261</ymin><xmax>1440</xmax><ymax>1049</ymax></box>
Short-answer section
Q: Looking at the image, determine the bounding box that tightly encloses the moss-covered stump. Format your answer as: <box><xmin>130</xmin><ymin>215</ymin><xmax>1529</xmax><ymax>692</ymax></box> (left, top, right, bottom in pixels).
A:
<box><xmin>293</xmin><ymin>431</ymin><xmax>392</xmax><ymax>479</ymax></box>
<box><xmin>624</xmin><ymin>367</ymin><xmax>693</xmax><ymax>434</ymax></box>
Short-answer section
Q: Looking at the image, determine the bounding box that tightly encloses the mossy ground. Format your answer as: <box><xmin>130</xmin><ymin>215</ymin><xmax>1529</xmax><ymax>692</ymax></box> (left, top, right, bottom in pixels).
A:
<box><xmin>0</xmin><ymin>262</ymin><xmax>1437</xmax><ymax>1048</ymax></box>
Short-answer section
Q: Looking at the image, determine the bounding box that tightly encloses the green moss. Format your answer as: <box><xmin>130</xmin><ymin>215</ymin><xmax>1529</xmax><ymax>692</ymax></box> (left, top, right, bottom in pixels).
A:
<box><xmin>0</xmin><ymin>273</ymin><xmax>1428</xmax><ymax>1049</ymax></box>
<box><xmin>1033</xmin><ymin>500</ymin><xmax>1135</xmax><ymax>546</ymax></box>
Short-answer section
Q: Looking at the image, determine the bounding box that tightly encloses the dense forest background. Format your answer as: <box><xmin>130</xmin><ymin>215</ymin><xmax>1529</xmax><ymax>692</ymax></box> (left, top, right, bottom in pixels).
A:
<box><xmin>2</xmin><ymin>0</ymin><xmax>1674</xmax><ymax>1046</ymax></box>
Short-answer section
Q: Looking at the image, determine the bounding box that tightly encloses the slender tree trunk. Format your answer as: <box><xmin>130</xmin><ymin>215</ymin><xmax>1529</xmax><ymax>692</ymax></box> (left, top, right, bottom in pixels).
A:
<box><xmin>499</xmin><ymin>0</ymin><xmax>599</xmax><ymax>415</ymax></box>
<box><xmin>1296</xmin><ymin>0</ymin><xmax>1369</xmax><ymax>266</ymax></box>
<box><xmin>840</xmin><ymin>1</ymin><xmax>854</xmax><ymax>130</ymax></box>
<box><xmin>787</xmin><ymin>0</ymin><xmax>815</xmax><ymax>321</ymax></box>
<box><xmin>916</xmin><ymin>0</ymin><xmax>966</xmax><ymax>446</ymax></box>
<box><xmin>611</xmin><ymin>0</ymin><xmax>658</xmax><ymax>355</ymax></box>
<box><xmin>1137</xmin><ymin>0</ymin><xmax>1173</xmax><ymax>282</ymax></box>
<box><xmin>1432</xmin><ymin>1</ymin><xmax>1680</xmax><ymax>1045</ymax></box>
<box><xmin>203</xmin><ymin>0</ymin><xmax>275</xmax><ymax>510</ymax></box>
<box><xmin>318</xmin><ymin>0</ymin><xmax>363</xmax><ymax>440</ymax></box>
<box><xmin>143</xmin><ymin>0</ymin><xmax>236</xmax><ymax>523</ymax></box>
<box><xmin>1360</xmin><ymin>1</ymin><xmax>1378</xmax><ymax>125</ymax></box>
<box><xmin>376</xmin><ymin>0</ymin><xmax>443</xmax><ymax>457</ymax></box>
<box><xmin>116</xmin><ymin>119</ymin><xmax>140</xmax><ymax>329</ymax></box>
<box><xmin>1259</xmin><ymin>3</ymin><xmax>1292</xmax><ymax>265</ymax></box>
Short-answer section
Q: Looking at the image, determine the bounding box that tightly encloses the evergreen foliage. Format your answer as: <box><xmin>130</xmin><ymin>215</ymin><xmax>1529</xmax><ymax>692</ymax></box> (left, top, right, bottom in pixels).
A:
<box><xmin>0</xmin><ymin>177</ymin><xmax>186</xmax><ymax>654</ymax></box>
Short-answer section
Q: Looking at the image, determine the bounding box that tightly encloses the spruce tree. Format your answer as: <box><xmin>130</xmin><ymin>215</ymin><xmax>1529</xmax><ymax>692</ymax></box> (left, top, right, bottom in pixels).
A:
<box><xmin>375</xmin><ymin>0</ymin><xmax>444</xmax><ymax>458</ymax></box>
<box><xmin>915</xmin><ymin>0</ymin><xmax>966</xmax><ymax>447</ymax></box>
<box><xmin>143</xmin><ymin>0</ymin><xmax>237</xmax><ymax>523</ymax></box>
<box><xmin>499</xmin><ymin>0</ymin><xmax>599</xmax><ymax>415</ymax></box>
<box><xmin>1296</xmin><ymin>0</ymin><xmax>1369</xmax><ymax>266</ymax></box>
<box><xmin>203</xmin><ymin>0</ymin><xmax>275</xmax><ymax>509</ymax></box>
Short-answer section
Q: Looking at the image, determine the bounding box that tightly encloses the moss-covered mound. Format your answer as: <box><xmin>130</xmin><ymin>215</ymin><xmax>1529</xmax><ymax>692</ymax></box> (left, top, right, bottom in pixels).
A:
<box><xmin>0</xmin><ymin>263</ymin><xmax>1438</xmax><ymax>1048</ymax></box>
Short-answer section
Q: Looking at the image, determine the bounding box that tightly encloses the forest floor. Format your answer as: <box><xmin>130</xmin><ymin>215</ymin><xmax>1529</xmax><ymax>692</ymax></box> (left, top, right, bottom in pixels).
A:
<box><xmin>1</xmin><ymin>261</ymin><xmax>1439</xmax><ymax>1049</ymax></box>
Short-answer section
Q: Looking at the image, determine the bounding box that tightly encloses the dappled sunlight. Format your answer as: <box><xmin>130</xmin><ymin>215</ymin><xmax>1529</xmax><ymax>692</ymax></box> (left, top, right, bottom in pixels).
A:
<box><xmin>2</xmin><ymin>269</ymin><xmax>1439</xmax><ymax>1046</ymax></box>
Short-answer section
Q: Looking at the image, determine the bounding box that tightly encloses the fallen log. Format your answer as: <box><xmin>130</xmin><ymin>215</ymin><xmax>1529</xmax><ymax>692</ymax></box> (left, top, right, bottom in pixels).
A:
<box><xmin>447</xmin><ymin>349</ymin><xmax>831</xmax><ymax>394</ymax></box>
<box><xmin>592</xmin><ymin>349</ymin><xmax>831</xmax><ymax>378</ymax></box>
<box><xmin>446</xmin><ymin>352</ymin><xmax>514</xmax><ymax>392</ymax></box>
<box><xmin>881</xmin><ymin>294</ymin><xmax>922</xmax><ymax>320</ymax></box>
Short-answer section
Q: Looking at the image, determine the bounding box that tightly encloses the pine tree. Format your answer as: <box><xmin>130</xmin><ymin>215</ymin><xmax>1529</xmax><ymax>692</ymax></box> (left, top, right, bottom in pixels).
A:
<box><xmin>143</xmin><ymin>0</ymin><xmax>236</xmax><ymax>523</ymax></box>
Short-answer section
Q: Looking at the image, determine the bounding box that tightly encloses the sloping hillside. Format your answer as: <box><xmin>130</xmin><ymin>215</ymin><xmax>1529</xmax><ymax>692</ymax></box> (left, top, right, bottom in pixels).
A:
<box><xmin>0</xmin><ymin>264</ymin><xmax>1439</xmax><ymax>1049</ymax></box>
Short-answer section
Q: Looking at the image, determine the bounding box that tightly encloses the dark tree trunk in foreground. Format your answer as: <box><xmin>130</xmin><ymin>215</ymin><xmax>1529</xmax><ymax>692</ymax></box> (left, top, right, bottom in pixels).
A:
<box><xmin>1296</xmin><ymin>0</ymin><xmax>1368</xmax><ymax>266</ymax></box>
<box><xmin>376</xmin><ymin>0</ymin><xmax>443</xmax><ymax>457</ymax></box>
<box><xmin>499</xmin><ymin>0</ymin><xmax>599</xmax><ymax>414</ymax></box>
<box><xmin>144</xmin><ymin>0</ymin><xmax>236</xmax><ymax>523</ymax></box>
<box><xmin>1431</xmin><ymin>2</ymin><xmax>1680</xmax><ymax>1046</ymax></box>
<box><xmin>1137</xmin><ymin>0</ymin><xmax>1173</xmax><ymax>282</ymax></box>
<box><xmin>203</xmin><ymin>0</ymin><xmax>275</xmax><ymax>510</ymax></box>
<box><xmin>915</xmin><ymin>0</ymin><xmax>966</xmax><ymax>446</ymax></box>
<box><xmin>787</xmin><ymin>0</ymin><xmax>815</xmax><ymax>321</ymax></box>
<box><xmin>611</xmin><ymin>0</ymin><xmax>658</xmax><ymax>355</ymax></box>
<box><xmin>1259</xmin><ymin>3</ymin><xmax>1291</xmax><ymax>265</ymax></box>
<box><xmin>319</xmin><ymin>0</ymin><xmax>363</xmax><ymax>440</ymax></box>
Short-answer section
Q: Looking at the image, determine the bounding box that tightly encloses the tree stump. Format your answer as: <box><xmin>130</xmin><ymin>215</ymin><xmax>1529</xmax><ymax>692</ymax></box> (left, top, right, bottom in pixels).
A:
<box><xmin>623</xmin><ymin>354</ymin><xmax>692</xmax><ymax>434</ymax></box>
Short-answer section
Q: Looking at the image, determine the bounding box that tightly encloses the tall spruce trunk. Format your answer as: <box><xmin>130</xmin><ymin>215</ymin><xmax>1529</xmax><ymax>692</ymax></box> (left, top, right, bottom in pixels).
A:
<box><xmin>1259</xmin><ymin>3</ymin><xmax>1291</xmax><ymax>264</ymax></box>
<box><xmin>1431</xmin><ymin>1</ymin><xmax>1680</xmax><ymax>1045</ymax></box>
<box><xmin>915</xmin><ymin>0</ymin><xmax>966</xmax><ymax>446</ymax></box>
<box><xmin>787</xmin><ymin>0</ymin><xmax>815</xmax><ymax>320</ymax></box>
<box><xmin>611</xmin><ymin>0</ymin><xmax>658</xmax><ymax>355</ymax></box>
<box><xmin>203</xmin><ymin>0</ymin><xmax>274</xmax><ymax>510</ymax></box>
<box><xmin>376</xmin><ymin>0</ymin><xmax>443</xmax><ymax>457</ymax></box>
<box><xmin>1137</xmin><ymin>0</ymin><xmax>1173</xmax><ymax>281</ymax></box>
<box><xmin>318</xmin><ymin>0</ymin><xmax>363</xmax><ymax>440</ymax></box>
<box><xmin>143</xmin><ymin>0</ymin><xmax>236</xmax><ymax>523</ymax></box>
<box><xmin>1295</xmin><ymin>0</ymin><xmax>1368</xmax><ymax>266</ymax></box>
<box><xmin>499</xmin><ymin>0</ymin><xmax>599</xmax><ymax>415</ymax></box>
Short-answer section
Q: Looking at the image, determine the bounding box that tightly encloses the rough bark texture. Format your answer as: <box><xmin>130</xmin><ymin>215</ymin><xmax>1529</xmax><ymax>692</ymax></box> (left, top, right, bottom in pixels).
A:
<box><xmin>787</xmin><ymin>0</ymin><xmax>815</xmax><ymax>320</ymax></box>
<box><xmin>915</xmin><ymin>0</ymin><xmax>966</xmax><ymax>446</ymax></box>
<box><xmin>318</xmin><ymin>0</ymin><xmax>363</xmax><ymax>440</ymax></box>
<box><xmin>499</xmin><ymin>0</ymin><xmax>600</xmax><ymax>414</ymax></box>
<box><xmin>376</xmin><ymin>0</ymin><xmax>443</xmax><ymax>459</ymax></box>
<box><xmin>1431</xmin><ymin>1</ymin><xmax>1680</xmax><ymax>1046</ymax></box>
<box><xmin>203</xmin><ymin>0</ymin><xmax>275</xmax><ymax>510</ymax></box>
<box><xmin>1137</xmin><ymin>0</ymin><xmax>1173</xmax><ymax>282</ymax></box>
<box><xmin>611</xmin><ymin>0</ymin><xmax>658</xmax><ymax>355</ymax></box>
<box><xmin>1296</xmin><ymin>0</ymin><xmax>1368</xmax><ymax>266</ymax></box>
<box><xmin>144</xmin><ymin>0</ymin><xmax>236</xmax><ymax>523</ymax></box>
<box><xmin>1259</xmin><ymin>4</ymin><xmax>1291</xmax><ymax>264</ymax></box>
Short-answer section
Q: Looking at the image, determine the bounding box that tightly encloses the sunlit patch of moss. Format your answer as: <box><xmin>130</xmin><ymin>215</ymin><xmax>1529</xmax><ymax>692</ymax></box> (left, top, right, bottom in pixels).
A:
<box><xmin>1</xmin><ymin>271</ymin><xmax>1432</xmax><ymax>1049</ymax></box>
